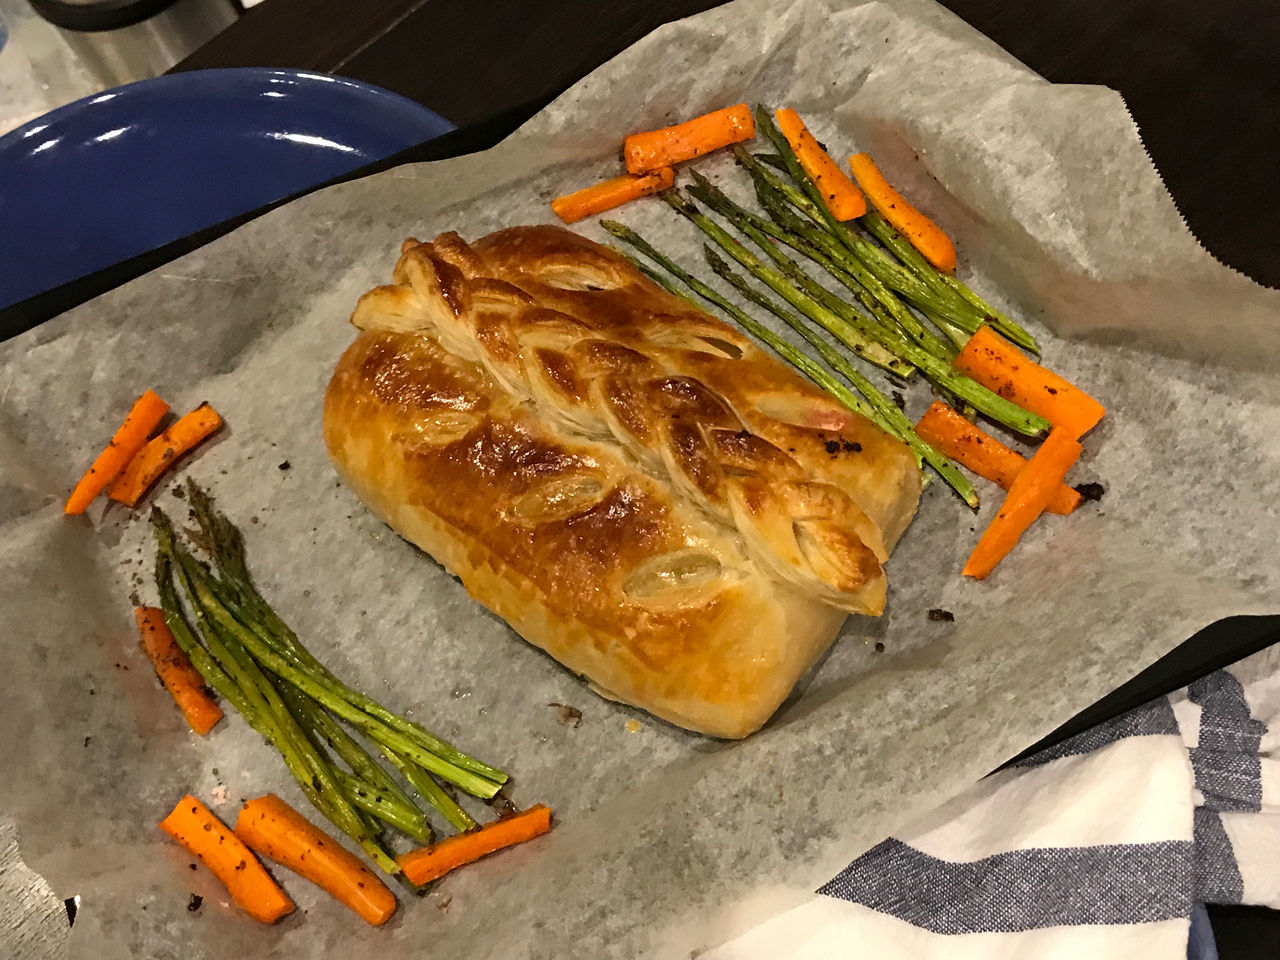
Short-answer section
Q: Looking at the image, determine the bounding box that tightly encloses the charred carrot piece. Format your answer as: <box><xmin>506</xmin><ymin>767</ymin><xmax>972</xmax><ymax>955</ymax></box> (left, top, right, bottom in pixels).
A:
<box><xmin>135</xmin><ymin>606</ymin><xmax>223</xmax><ymax>735</ymax></box>
<box><xmin>397</xmin><ymin>805</ymin><xmax>552</xmax><ymax>885</ymax></box>
<box><xmin>65</xmin><ymin>389</ymin><xmax>169</xmax><ymax>514</ymax></box>
<box><xmin>775</xmin><ymin>108</ymin><xmax>866</xmax><ymax>220</ymax></box>
<box><xmin>159</xmin><ymin>794</ymin><xmax>295</xmax><ymax>923</ymax></box>
<box><xmin>624</xmin><ymin>103</ymin><xmax>755</xmax><ymax>174</ymax></box>
<box><xmin>108</xmin><ymin>403</ymin><xmax>222</xmax><ymax>507</ymax></box>
<box><xmin>915</xmin><ymin>401</ymin><xmax>1081</xmax><ymax>515</ymax></box>
<box><xmin>236</xmin><ymin>794</ymin><xmax>397</xmax><ymax>926</ymax></box>
<box><xmin>551</xmin><ymin>168</ymin><xmax>675</xmax><ymax>223</ymax></box>
<box><xmin>963</xmin><ymin>427</ymin><xmax>1082</xmax><ymax>579</ymax></box>
<box><xmin>849</xmin><ymin>152</ymin><xmax>956</xmax><ymax>272</ymax></box>
<box><xmin>954</xmin><ymin>326</ymin><xmax>1105</xmax><ymax>439</ymax></box>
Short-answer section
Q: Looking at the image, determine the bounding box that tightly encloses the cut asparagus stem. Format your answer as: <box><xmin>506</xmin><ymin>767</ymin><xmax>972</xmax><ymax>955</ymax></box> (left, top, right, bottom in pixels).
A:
<box><xmin>332</xmin><ymin>769</ymin><xmax>431</xmax><ymax>842</ymax></box>
<box><xmin>704</xmin><ymin>246</ymin><xmax>884</xmax><ymax>396</ymax></box>
<box><xmin>284</xmin><ymin>684</ymin><xmax>427</xmax><ymax>833</ymax></box>
<box><xmin>175</xmin><ymin>552</ymin><xmax>401</xmax><ymax>875</ymax></box>
<box><xmin>741</xmin><ymin>169</ymin><xmax>972</xmax><ymax>348</ymax></box>
<box><xmin>183</xmin><ymin>482</ymin><xmax>508</xmax><ymax>788</ymax></box>
<box><xmin>723</xmin><ymin>205</ymin><xmax>902</xmax><ymax>348</ymax></box>
<box><xmin>660</xmin><ymin>185</ymin><xmax>887</xmax><ymax>342</ymax></box>
<box><xmin>156</xmin><ymin>523</ymin><xmax>403</xmax><ymax>875</ymax></box>
<box><xmin>737</xmin><ymin>148</ymin><xmax>971</xmax><ymax>322</ymax></box>
<box><xmin>155</xmin><ymin>490</ymin><xmax>519</xmax><ymax>877</ymax></box>
<box><xmin>752</xmin><ymin>107</ymin><xmax>959</xmax><ymax>318</ymax></box>
<box><xmin>378</xmin><ymin>748</ymin><xmax>478</xmax><ymax>834</ymax></box>
<box><xmin>603</xmin><ymin>219</ymin><xmax>978</xmax><ymax>505</ymax></box>
<box><xmin>688</xmin><ymin>170</ymin><xmax>955</xmax><ymax>358</ymax></box>
<box><xmin>230</xmin><ymin>598</ymin><xmax>505</xmax><ymax>788</ymax></box>
<box><xmin>192</xmin><ymin>557</ymin><xmax>500</xmax><ymax>830</ymax></box>
<box><xmin>660</xmin><ymin>189</ymin><xmax>1050</xmax><ymax>438</ymax></box>
<box><xmin>651</xmin><ymin>193</ymin><xmax>915</xmax><ymax>379</ymax></box>
<box><xmin>756</xmin><ymin>109</ymin><xmax>952</xmax><ymax>282</ymax></box>
<box><xmin>168</xmin><ymin>528</ymin><xmax>493</xmax><ymax>800</ymax></box>
<box><xmin>703</xmin><ymin>249</ymin><xmax>978</xmax><ymax>506</ymax></box>
<box><xmin>734</xmin><ymin>140</ymin><xmax>1035</xmax><ymax>356</ymax></box>
<box><xmin>752</xmin><ymin>102</ymin><xmax>972</xmax><ymax>345</ymax></box>
<box><xmin>187</xmin><ymin>567</ymin><xmax>503</xmax><ymax>799</ymax></box>
<box><xmin>676</xmin><ymin>178</ymin><xmax>910</xmax><ymax>356</ymax></box>
<box><xmin>601</xmin><ymin>220</ymin><xmax>881</xmax><ymax>425</ymax></box>
<box><xmin>737</xmin><ymin>151</ymin><xmax>926</xmax><ymax>281</ymax></box>
<box><xmin>293</xmin><ymin>667</ymin><xmax>473</xmax><ymax>834</ymax></box>
<box><xmin>852</xmin><ymin>205</ymin><xmax>1039</xmax><ymax>355</ymax></box>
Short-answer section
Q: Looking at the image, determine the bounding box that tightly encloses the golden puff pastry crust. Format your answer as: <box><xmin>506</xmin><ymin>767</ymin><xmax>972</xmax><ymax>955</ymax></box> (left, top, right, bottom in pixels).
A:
<box><xmin>324</xmin><ymin>225</ymin><xmax>919</xmax><ymax>737</ymax></box>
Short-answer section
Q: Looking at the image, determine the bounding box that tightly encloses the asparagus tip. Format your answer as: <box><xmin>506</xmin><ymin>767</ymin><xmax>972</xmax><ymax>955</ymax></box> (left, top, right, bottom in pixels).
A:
<box><xmin>659</xmin><ymin>188</ymin><xmax>697</xmax><ymax>215</ymax></box>
<box><xmin>702</xmin><ymin>245</ymin><xmax>732</xmax><ymax>277</ymax></box>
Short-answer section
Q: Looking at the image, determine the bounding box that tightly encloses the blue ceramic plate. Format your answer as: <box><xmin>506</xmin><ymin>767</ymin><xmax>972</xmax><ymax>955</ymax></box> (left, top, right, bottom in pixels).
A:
<box><xmin>0</xmin><ymin>68</ymin><xmax>453</xmax><ymax>309</ymax></box>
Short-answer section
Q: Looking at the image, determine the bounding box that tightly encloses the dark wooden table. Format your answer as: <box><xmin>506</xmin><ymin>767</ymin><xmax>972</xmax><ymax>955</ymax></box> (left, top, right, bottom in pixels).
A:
<box><xmin>19</xmin><ymin>1</ymin><xmax>1270</xmax><ymax>954</ymax></box>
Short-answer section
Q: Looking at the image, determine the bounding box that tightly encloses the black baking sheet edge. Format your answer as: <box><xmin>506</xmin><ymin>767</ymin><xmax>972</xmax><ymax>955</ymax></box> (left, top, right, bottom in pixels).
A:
<box><xmin>999</xmin><ymin>614</ymin><xmax>1279</xmax><ymax>768</ymax></box>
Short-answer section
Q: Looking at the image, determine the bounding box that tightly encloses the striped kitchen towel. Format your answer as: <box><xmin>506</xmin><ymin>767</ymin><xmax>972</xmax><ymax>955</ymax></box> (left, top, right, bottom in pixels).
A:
<box><xmin>707</xmin><ymin>643</ymin><xmax>1280</xmax><ymax>959</ymax></box>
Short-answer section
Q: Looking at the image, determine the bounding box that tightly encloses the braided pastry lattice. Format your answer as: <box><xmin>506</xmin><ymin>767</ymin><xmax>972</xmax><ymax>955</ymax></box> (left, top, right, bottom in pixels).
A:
<box><xmin>350</xmin><ymin>225</ymin><xmax>899</xmax><ymax>614</ymax></box>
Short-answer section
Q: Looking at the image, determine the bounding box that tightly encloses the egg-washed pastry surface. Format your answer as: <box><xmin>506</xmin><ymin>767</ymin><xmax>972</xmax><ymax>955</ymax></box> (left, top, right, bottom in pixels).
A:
<box><xmin>324</xmin><ymin>225</ymin><xmax>919</xmax><ymax>737</ymax></box>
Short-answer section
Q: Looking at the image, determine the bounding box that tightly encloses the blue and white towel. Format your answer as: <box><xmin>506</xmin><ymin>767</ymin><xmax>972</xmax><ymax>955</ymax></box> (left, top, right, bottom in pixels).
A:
<box><xmin>709</xmin><ymin>644</ymin><xmax>1280</xmax><ymax>959</ymax></box>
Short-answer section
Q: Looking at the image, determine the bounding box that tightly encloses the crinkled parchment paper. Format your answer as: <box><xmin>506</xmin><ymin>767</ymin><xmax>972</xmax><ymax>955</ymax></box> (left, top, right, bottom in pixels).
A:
<box><xmin>2</xmin><ymin>0</ymin><xmax>1278</xmax><ymax>957</ymax></box>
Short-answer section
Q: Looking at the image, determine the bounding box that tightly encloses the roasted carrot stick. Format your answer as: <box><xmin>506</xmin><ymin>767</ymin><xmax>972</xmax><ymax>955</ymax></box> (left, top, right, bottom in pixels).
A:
<box><xmin>64</xmin><ymin>389</ymin><xmax>169</xmax><ymax>515</ymax></box>
<box><xmin>915</xmin><ymin>401</ymin><xmax>1081</xmax><ymax>516</ymax></box>
<box><xmin>775</xmin><ymin>109</ymin><xmax>866</xmax><ymax>221</ymax></box>
<box><xmin>107</xmin><ymin>403</ymin><xmax>222</xmax><ymax>507</ymax></box>
<box><xmin>134</xmin><ymin>606</ymin><xmax>223</xmax><ymax>735</ymax></box>
<box><xmin>551</xmin><ymin>168</ymin><xmax>675</xmax><ymax>224</ymax></box>
<box><xmin>159</xmin><ymin>795</ymin><xmax>295</xmax><ymax>924</ymax></box>
<box><xmin>963</xmin><ymin>428</ymin><xmax>1082</xmax><ymax>580</ymax></box>
<box><xmin>954</xmin><ymin>326</ymin><xmax>1105</xmax><ymax>439</ymax></box>
<box><xmin>397</xmin><ymin>804</ymin><xmax>552</xmax><ymax>885</ymax></box>
<box><xmin>624</xmin><ymin>103</ymin><xmax>755</xmax><ymax>175</ymax></box>
<box><xmin>235</xmin><ymin>794</ymin><xmax>397</xmax><ymax>926</ymax></box>
<box><xmin>849</xmin><ymin>152</ymin><xmax>956</xmax><ymax>273</ymax></box>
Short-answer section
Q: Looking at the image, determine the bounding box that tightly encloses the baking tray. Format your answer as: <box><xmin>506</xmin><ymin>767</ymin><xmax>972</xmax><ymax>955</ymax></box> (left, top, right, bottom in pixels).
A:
<box><xmin>4</xmin><ymin>108</ymin><xmax>1277</xmax><ymax>739</ymax></box>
